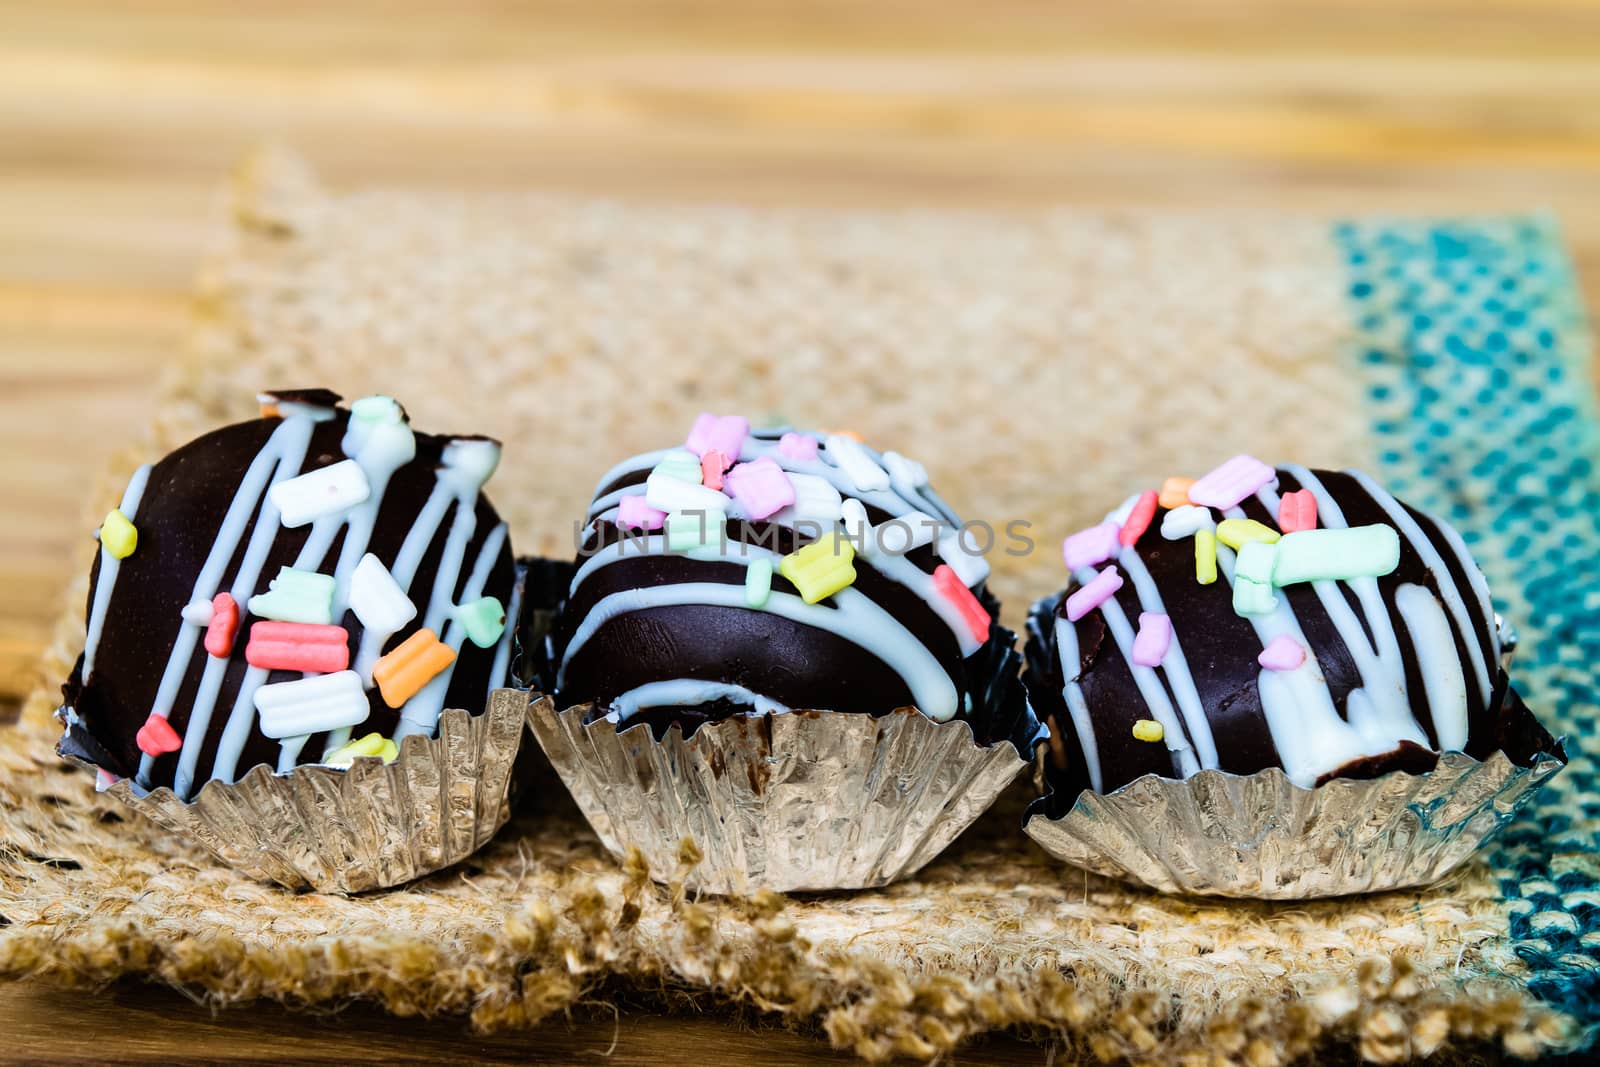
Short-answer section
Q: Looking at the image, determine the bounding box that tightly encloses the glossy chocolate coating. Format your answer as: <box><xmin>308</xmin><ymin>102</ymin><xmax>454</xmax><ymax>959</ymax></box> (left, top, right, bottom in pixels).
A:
<box><xmin>1024</xmin><ymin>468</ymin><xmax>1522</xmax><ymax>808</ymax></box>
<box><xmin>60</xmin><ymin>396</ymin><xmax>515</xmax><ymax>790</ymax></box>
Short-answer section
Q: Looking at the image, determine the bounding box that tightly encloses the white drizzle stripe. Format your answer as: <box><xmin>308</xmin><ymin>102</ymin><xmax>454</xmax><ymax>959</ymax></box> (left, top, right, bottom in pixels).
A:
<box><xmin>145</xmin><ymin>414</ymin><xmax>318</xmax><ymax>791</ymax></box>
<box><xmin>1345</xmin><ymin>468</ymin><xmax>1493</xmax><ymax>705</ymax></box>
<box><xmin>392</xmin><ymin>521</ymin><xmax>509</xmax><ymax>739</ymax></box>
<box><xmin>1071</xmin><ymin>566</ymin><xmax>1200</xmax><ymax>777</ymax></box>
<box><xmin>1115</xmin><ymin>547</ymin><xmax>1219</xmax><ymax>770</ymax></box>
<box><xmin>1420</xmin><ymin>504</ymin><xmax>1501</xmax><ymax>665</ymax></box>
<box><xmin>82</xmin><ymin>464</ymin><xmax>152</xmax><ymax>679</ymax></box>
<box><xmin>1052</xmin><ymin>616</ymin><xmax>1104</xmax><ymax>794</ymax></box>
<box><xmin>1395</xmin><ymin>583</ymin><xmax>1472</xmax><ymax>751</ymax></box>
<box><xmin>605</xmin><ymin>679</ymin><xmax>790</xmax><ymax>722</ymax></box>
<box><xmin>1254</xmin><ymin>477</ymin><xmax>1427</xmax><ymax>751</ymax></box>
<box><xmin>559</xmin><ymin>581</ymin><xmax>959</xmax><ymax>721</ymax></box>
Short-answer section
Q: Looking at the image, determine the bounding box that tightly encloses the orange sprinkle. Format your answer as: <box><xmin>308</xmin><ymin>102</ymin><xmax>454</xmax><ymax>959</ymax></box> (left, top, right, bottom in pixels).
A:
<box><xmin>372</xmin><ymin>628</ymin><xmax>457</xmax><ymax>709</ymax></box>
<box><xmin>828</xmin><ymin>429</ymin><xmax>864</xmax><ymax>442</ymax></box>
<box><xmin>1158</xmin><ymin>477</ymin><xmax>1195</xmax><ymax>510</ymax></box>
<box><xmin>259</xmin><ymin>402</ymin><xmax>281</xmax><ymax>418</ymax></box>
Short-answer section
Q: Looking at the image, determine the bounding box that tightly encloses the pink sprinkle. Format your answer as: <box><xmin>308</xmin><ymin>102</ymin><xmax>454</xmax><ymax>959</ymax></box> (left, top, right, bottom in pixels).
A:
<box><xmin>778</xmin><ymin>432</ymin><xmax>819</xmax><ymax>461</ymax></box>
<box><xmin>1278</xmin><ymin>488</ymin><xmax>1318</xmax><ymax>533</ymax></box>
<box><xmin>1119</xmin><ymin>491</ymin><xmax>1159</xmax><ymax>546</ymax></box>
<box><xmin>686</xmin><ymin>413</ymin><xmax>750</xmax><ymax>461</ymax></box>
<box><xmin>1189</xmin><ymin>455</ymin><xmax>1277</xmax><ymax>510</ymax></box>
<box><xmin>616</xmin><ymin>494</ymin><xmax>666</xmax><ymax>531</ymax></box>
<box><xmin>1130</xmin><ymin>612</ymin><xmax>1172</xmax><ymax>667</ymax></box>
<box><xmin>1258</xmin><ymin>635</ymin><xmax>1306</xmax><ymax>671</ymax></box>
<box><xmin>204</xmin><ymin>592</ymin><xmax>240</xmax><ymax>658</ymax></box>
<box><xmin>1063</xmin><ymin>523</ymin><xmax>1120</xmax><ymax>571</ymax></box>
<box><xmin>701</xmin><ymin>449</ymin><xmax>730</xmax><ymax>491</ymax></box>
<box><xmin>933</xmin><ymin>564</ymin><xmax>991</xmax><ymax>643</ymax></box>
<box><xmin>245</xmin><ymin>621</ymin><xmax>351</xmax><ymax>674</ymax></box>
<box><xmin>135</xmin><ymin>713</ymin><xmax>183</xmax><ymax>758</ymax></box>
<box><xmin>724</xmin><ymin>456</ymin><xmax>796</xmax><ymax>521</ymax></box>
<box><xmin>1065</xmin><ymin>566</ymin><xmax>1123</xmax><ymax>622</ymax></box>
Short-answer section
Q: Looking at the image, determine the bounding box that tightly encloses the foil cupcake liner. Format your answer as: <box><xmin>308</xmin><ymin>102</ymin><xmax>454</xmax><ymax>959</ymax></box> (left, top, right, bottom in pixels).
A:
<box><xmin>57</xmin><ymin>689</ymin><xmax>527</xmax><ymax>893</ymax></box>
<box><xmin>1023</xmin><ymin>746</ymin><xmax>1566</xmax><ymax>899</ymax></box>
<box><xmin>525</xmin><ymin>690</ymin><xmax>1042</xmax><ymax>894</ymax></box>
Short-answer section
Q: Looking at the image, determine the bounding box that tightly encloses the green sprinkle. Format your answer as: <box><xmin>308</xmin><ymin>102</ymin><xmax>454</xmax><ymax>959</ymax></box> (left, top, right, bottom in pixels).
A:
<box><xmin>1232</xmin><ymin>577</ymin><xmax>1278</xmax><ymax>616</ymax></box>
<box><xmin>455</xmin><ymin>596</ymin><xmax>506</xmax><ymax>648</ymax></box>
<box><xmin>1273</xmin><ymin>526</ymin><xmax>1401</xmax><ymax>585</ymax></box>
<box><xmin>248</xmin><ymin>567</ymin><xmax>336</xmax><ymax>624</ymax></box>
<box><xmin>745</xmin><ymin>558</ymin><xmax>773</xmax><ymax>608</ymax></box>
<box><xmin>351</xmin><ymin>394</ymin><xmax>403</xmax><ymax>424</ymax></box>
<box><xmin>1235</xmin><ymin>541</ymin><xmax>1277</xmax><ymax>585</ymax></box>
<box><xmin>666</xmin><ymin>509</ymin><xmax>724</xmax><ymax>552</ymax></box>
<box><xmin>654</xmin><ymin>450</ymin><xmax>703</xmax><ymax>485</ymax></box>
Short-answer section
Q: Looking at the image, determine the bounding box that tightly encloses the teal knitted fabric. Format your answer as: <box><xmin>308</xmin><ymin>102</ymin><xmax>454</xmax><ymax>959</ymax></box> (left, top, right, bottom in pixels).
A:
<box><xmin>1337</xmin><ymin>217</ymin><xmax>1599</xmax><ymax>1034</ymax></box>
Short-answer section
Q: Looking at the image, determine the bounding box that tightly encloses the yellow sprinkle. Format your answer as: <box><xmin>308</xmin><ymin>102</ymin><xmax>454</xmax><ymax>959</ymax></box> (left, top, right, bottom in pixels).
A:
<box><xmin>779</xmin><ymin>537</ymin><xmax>857</xmax><ymax>604</ymax></box>
<box><xmin>1216</xmin><ymin>518</ymin><xmax>1282</xmax><ymax>551</ymax></box>
<box><xmin>1132</xmin><ymin>719</ymin><xmax>1165</xmax><ymax>743</ymax></box>
<box><xmin>325</xmin><ymin>732</ymin><xmax>390</xmax><ymax>768</ymax></box>
<box><xmin>99</xmin><ymin>509</ymin><xmax>138</xmax><ymax>560</ymax></box>
<box><xmin>1158</xmin><ymin>477</ymin><xmax>1195</xmax><ymax>510</ymax></box>
<box><xmin>1195</xmin><ymin>528</ymin><xmax>1218</xmax><ymax>585</ymax></box>
<box><xmin>376</xmin><ymin>740</ymin><xmax>399</xmax><ymax>764</ymax></box>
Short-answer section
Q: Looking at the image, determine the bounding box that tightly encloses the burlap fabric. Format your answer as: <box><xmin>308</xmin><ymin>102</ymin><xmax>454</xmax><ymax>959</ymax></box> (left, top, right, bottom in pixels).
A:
<box><xmin>1</xmin><ymin>149</ymin><xmax>1592</xmax><ymax>1063</ymax></box>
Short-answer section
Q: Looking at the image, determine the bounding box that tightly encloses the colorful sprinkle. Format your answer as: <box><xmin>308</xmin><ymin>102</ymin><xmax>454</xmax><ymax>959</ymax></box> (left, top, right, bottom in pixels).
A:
<box><xmin>783</xmin><ymin>472</ymin><xmax>845</xmax><ymax>527</ymax></box>
<box><xmin>455</xmin><ymin>595</ymin><xmax>507</xmax><ymax>649</ymax></box>
<box><xmin>180</xmin><ymin>600</ymin><xmax>214</xmax><ymax>627</ymax></box>
<box><xmin>938</xmin><ymin>528</ymin><xmax>991</xmax><ymax>587</ymax></box>
<box><xmin>840</xmin><ymin>498</ymin><xmax>874</xmax><ymax>556</ymax></box>
<box><xmin>645</xmin><ymin>464</ymin><xmax>728</xmax><ymax>516</ymax></box>
<box><xmin>666</xmin><ymin>508</ymin><xmax>725</xmax><ymax>552</ymax></box>
<box><xmin>616</xmin><ymin>494</ymin><xmax>666</xmax><ymax>531</ymax></box>
<box><xmin>1232</xmin><ymin>579</ymin><xmax>1279</xmax><ymax>616</ymax></box>
<box><xmin>882</xmin><ymin>451</ymin><xmax>929</xmax><ymax>489</ymax></box>
<box><xmin>653</xmin><ymin>449</ymin><xmax>703</xmax><ymax>484</ymax></box>
<box><xmin>685</xmin><ymin>413</ymin><xmax>750</xmax><ymax>461</ymax></box>
<box><xmin>1063</xmin><ymin>523</ymin><xmax>1121</xmax><ymax>570</ymax></box>
<box><xmin>1119</xmin><ymin>490</ymin><xmax>1159</xmax><ymax>546</ymax></box>
<box><xmin>135</xmin><ymin>713</ymin><xmax>183</xmax><ymax>758</ymax></box>
<box><xmin>744</xmin><ymin>558</ymin><xmax>773</xmax><ymax>608</ymax></box>
<box><xmin>1194</xmin><ymin>529</ymin><xmax>1218</xmax><ymax>585</ymax></box>
<box><xmin>204</xmin><ymin>592</ymin><xmax>241</xmax><ymax>657</ymax></box>
<box><xmin>1216</xmin><ymin>518</ymin><xmax>1282</xmax><ymax>551</ymax></box>
<box><xmin>877</xmin><ymin>510</ymin><xmax>938</xmax><ymax>555</ymax></box>
<box><xmin>1158</xmin><ymin>477</ymin><xmax>1196</xmax><ymax>510</ymax></box>
<box><xmin>245</xmin><ymin>621</ymin><xmax>351</xmax><ymax>673</ymax></box>
<box><xmin>1161</xmin><ymin>505</ymin><xmax>1215</xmax><ymax>541</ymax></box>
<box><xmin>778</xmin><ymin>432</ymin><xmax>819</xmax><ymax>461</ymax></box>
<box><xmin>1065</xmin><ymin>566</ymin><xmax>1123</xmax><ymax>622</ymax></box>
<box><xmin>700</xmin><ymin>449</ymin><xmax>730</xmax><ymax>491</ymax></box>
<box><xmin>268</xmin><ymin>458</ymin><xmax>372</xmax><ymax>529</ymax></box>
<box><xmin>1277</xmin><ymin>489</ymin><xmax>1319</xmax><ymax>534</ymax></box>
<box><xmin>1272</xmin><ymin>526</ymin><xmax>1401</xmax><ymax>585</ymax></box>
<box><xmin>933</xmin><ymin>564</ymin><xmax>991</xmax><ymax>644</ymax></box>
<box><xmin>1132</xmin><ymin>719</ymin><xmax>1165</xmax><ymax>743</ymax></box>
<box><xmin>1232</xmin><ymin>542</ymin><xmax>1280</xmax><ymax>616</ymax></box>
<box><xmin>372</xmin><ymin>629</ymin><xmax>457</xmax><ymax>709</ymax></box>
<box><xmin>248</xmin><ymin>566</ymin><xmax>337</xmax><ymax>625</ymax></box>
<box><xmin>1258</xmin><ymin>636</ymin><xmax>1307</xmax><ymax>671</ymax></box>
<box><xmin>348</xmin><ymin>554</ymin><xmax>418</xmax><ymax>639</ymax></box>
<box><xmin>826</xmin><ymin>434</ymin><xmax>891</xmax><ymax>493</ymax></box>
<box><xmin>779</xmin><ymin>537</ymin><xmax>857</xmax><ymax>604</ymax></box>
<box><xmin>98</xmin><ymin>509</ymin><xmax>138</xmax><ymax>560</ymax></box>
<box><xmin>254</xmin><ymin>670</ymin><xmax>372</xmax><ymax>738</ymax></box>
<box><xmin>324</xmin><ymin>732</ymin><xmax>399</xmax><ymax>768</ymax></box>
<box><xmin>724</xmin><ymin>456</ymin><xmax>796</xmax><ymax>521</ymax></box>
<box><xmin>1188</xmin><ymin>455</ymin><xmax>1277</xmax><ymax>510</ymax></box>
<box><xmin>1130</xmin><ymin>612</ymin><xmax>1172</xmax><ymax>667</ymax></box>
<box><xmin>829</xmin><ymin>429</ymin><xmax>864</xmax><ymax>442</ymax></box>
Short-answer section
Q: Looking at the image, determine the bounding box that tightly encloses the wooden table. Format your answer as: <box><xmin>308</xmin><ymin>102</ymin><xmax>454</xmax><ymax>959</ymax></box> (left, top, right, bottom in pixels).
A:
<box><xmin>2</xmin><ymin>2</ymin><xmax>1596</xmax><ymax>1060</ymax></box>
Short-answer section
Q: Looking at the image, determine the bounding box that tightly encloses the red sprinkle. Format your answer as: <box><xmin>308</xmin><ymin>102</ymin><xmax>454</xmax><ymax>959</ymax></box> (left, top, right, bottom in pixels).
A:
<box><xmin>204</xmin><ymin>592</ymin><xmax>240</xmax><ymax>658</ymax></box>
<box><xmin>701</xmin><ymin>449</ymin><xmax>729</xmax><ymax>491</ymax></box>
<box><xmin>933</xmin><ymin>564</ymin><xmax>991</xmax><ymax>644</ymax></box>
<box><xmin>135</xmin><ymin>713</ymin><xmax>183</xmax><ymax>757</ymax></box>
<box><xmin>1119</xmin><ymin>491</ymin><xmax>1159</xmax><ymax>546</ymax></box>
<box><xmin>1278</xmin><ymin>489</ymin><xmax>1319</xmax><ymax>533</ymax></box>
<box><xmin>245</xmin><ymin>621</ymin><xmax>351</xmax><ymax>673</ymax></box>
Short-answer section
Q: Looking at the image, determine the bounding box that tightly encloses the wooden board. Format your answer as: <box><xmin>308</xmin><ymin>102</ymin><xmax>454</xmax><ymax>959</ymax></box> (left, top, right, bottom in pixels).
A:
<box><xmin>1</xmin><ymin>1</ymin><xmax>1596</xmax><ymax>1059</ymax></box>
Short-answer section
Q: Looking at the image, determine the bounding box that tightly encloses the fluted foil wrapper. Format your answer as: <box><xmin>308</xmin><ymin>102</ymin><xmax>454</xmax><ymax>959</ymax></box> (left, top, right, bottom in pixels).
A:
<box><xmin>526</xmin><ymin>692</ymin><xmax>1040</xmax><ymax>894</ymax></box>
<box><xmin>1024</xmin><ymin>748</ymin><xmax>1565</xmax><ymax>898</ymax></box>
<box><xmin>58</xmin><ymin>690</ymin><xmax>527</xmax><ymax>893</ymax></box>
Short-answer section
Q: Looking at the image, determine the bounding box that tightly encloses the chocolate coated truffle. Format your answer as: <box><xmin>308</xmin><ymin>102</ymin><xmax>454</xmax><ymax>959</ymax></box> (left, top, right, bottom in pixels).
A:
<box><xmin>60</xmin><ymin>389</ymin><xmax>516</xmax><ymax>800</ymax></box>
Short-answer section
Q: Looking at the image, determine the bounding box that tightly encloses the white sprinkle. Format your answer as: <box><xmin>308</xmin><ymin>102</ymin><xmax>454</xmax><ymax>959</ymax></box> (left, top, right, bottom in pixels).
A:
<box><xmin>268</xmin><ymin>459</ymin><xmax>371</xmax><ymax>528</ymax></box>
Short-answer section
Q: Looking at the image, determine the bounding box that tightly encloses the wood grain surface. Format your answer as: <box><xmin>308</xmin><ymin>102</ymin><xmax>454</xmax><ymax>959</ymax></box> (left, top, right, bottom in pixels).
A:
<box><xmin>1</xmin><ymin>1</ymin><xmax>1596</xmax><ymax>1060</ymax></box>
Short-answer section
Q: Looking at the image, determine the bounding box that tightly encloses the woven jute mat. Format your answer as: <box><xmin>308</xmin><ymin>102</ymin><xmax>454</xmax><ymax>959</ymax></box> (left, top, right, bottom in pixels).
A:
<box><xmin>2</xmin><ymin>149</ymin><xmax>1594</xmax><ymax>1063</ymax></box>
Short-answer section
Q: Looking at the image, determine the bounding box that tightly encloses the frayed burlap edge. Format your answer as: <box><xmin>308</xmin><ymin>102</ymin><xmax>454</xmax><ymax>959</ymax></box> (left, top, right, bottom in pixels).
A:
<box><xmin>0</xmin><ymin>146</ymin><xmax>1583</xmax><ymax>1063</ymax></box>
